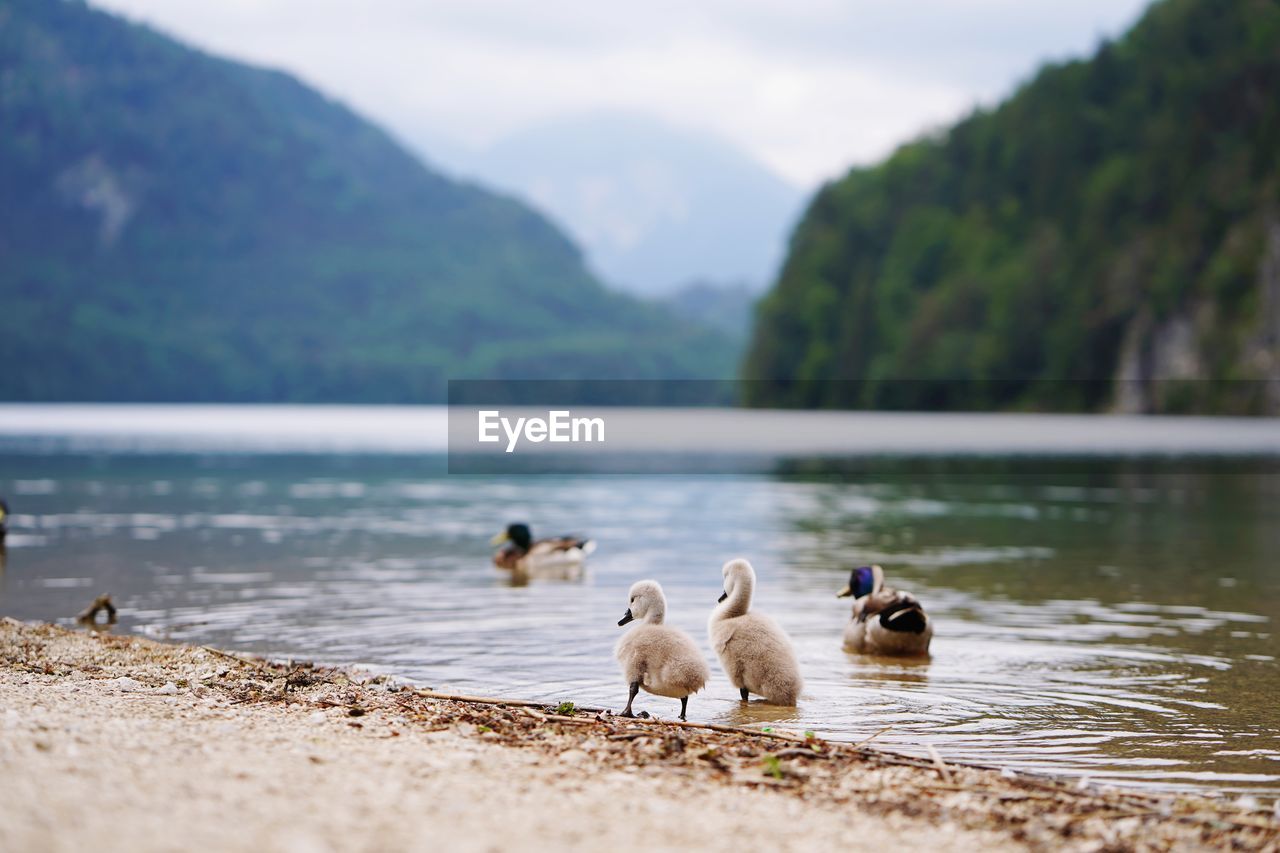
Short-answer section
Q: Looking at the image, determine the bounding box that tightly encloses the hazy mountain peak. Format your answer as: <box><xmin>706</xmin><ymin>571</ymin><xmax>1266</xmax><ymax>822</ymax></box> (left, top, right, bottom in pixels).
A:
<box><xmin>440</xmin><ymin>110</ymin><xmax>804</xmax><ymax>296</ymax></box>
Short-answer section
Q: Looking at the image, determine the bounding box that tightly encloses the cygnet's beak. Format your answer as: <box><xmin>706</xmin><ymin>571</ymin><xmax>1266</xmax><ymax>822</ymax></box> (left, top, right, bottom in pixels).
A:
<box><xmin>489</xmin><ymin>531</ymin><xmax>508</xmax><ymax>546</ymax></box>
<box><xmin>617</xmin><ymin>609</ymin><xmax>634</xmax><ymax>626</ymax></box>
<box><xmin>717</xmin><ymin>591</ymin><xmax>727</xmax><ymax>603</ymax></box>
<box><xmin>836</xmin><ymin>584</ymin><xmax>853</xmax><ymax>598</ymax></box>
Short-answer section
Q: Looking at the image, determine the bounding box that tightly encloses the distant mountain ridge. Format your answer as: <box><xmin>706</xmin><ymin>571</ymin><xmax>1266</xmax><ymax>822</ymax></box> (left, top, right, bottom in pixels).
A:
<box><xmin>454</xmin><ymin>112</ymin><xmax>803</xmax><ymax>296</ymax></box>
<box><xmin>745</xmin><ymin>0</ymin><xmax>1280</xmax><ymax>414</ymax></box>
<box><xmin>0</xmin><ymin>0</ymin><xmax>735</xmax><ymax>402</ymax></box>
<box><xmin>660</xmin><ymin>281</ymin><xmax>757</xmax><ymax>343</ymax></box>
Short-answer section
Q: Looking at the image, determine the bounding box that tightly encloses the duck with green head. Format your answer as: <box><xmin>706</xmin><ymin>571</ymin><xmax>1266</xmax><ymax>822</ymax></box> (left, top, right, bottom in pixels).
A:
<box><xmin>489</xmin><ymin>522</ymin><xmax>595</xmax><ymax>577</ymax></box>
<box><xmin>837</xmin><ymin>565</ymin><xmax>932</xmax><ymax>656</ymax></box>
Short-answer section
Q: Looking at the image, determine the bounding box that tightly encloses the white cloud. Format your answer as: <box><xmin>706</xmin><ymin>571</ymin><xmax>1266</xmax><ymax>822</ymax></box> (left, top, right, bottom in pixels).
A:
<box><xmin>89</xmin><ymin>0</ymin><xmax>1150</xmax><ymax>186</ymax></box>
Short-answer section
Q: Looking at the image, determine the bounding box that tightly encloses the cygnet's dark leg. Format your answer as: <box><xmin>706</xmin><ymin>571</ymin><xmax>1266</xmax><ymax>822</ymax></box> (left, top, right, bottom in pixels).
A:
<box><xmin>620</xmin><ymin>681</ymin><xmax>640</xmax><ymax>718</ymax></box>
<box><xmin>679</xmin><ymin>696</ymin><xmax>689</xmax><ymax>721</ymax></box>
<box><xmin>740</xmin><ymin>686</ymin><xmax>750</xmax><ymax>702</ymax></box>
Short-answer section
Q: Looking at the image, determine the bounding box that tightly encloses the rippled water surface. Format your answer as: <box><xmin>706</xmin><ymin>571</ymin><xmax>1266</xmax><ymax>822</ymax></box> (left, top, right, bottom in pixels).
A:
<box><xmin>1</xmin><ymin>406</ymin><xmax>1277</xmax><ymax>800</ymax></box>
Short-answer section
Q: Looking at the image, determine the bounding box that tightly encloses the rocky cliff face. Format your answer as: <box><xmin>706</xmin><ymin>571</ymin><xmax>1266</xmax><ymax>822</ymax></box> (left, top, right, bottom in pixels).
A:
<box><xmin>1113</xmin><ymin>214</ymin><xmax>1280</xmax><ymax>415</ymax></box>
<box><xmin>1246</xmin><ymin>216</ymin><xmax>1280</xmax><ymax>412</ymax></box>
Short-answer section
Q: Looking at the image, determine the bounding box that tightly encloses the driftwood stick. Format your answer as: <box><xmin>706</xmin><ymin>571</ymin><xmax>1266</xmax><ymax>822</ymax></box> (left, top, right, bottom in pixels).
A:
<box><xmin>927</xmin><ymin>745</ymin><xmax>954</xmax><ymax>783</ymax></box>
<box><xmin>775</xmin><ymin>748</ymin><xmax>830</xmax><ymax>761</ymax></box>
<box><xmin>541</xmin><ymin>714</ymin><xmax>599</xmax><ymax>725</ymax></box>
<box><xmin>407</xmin><ymin>696</ymin><xmax>790</xmax><ymax>743</ymax></box>
<box><xmin>75</xmin><ymin>594</ymin><xmax>118</xmax><ymax>627</ymax></box>
<box><xmin>851</xmin><ymin>725</ymin><xmax>894</xmax><ymax>748</ymax></box>
<box><xmin>412</xmin><ymin>689</ymin><xmax>545</xmax><ymax>707</ymax></box>
<box><xmin>200</xmin><ymin>646</ymin><xmax>275</xmax><ymax>671</ymax></box>
<box><xmin>408</xmin><ymin>689</ymin><xmax>608</xmax><ymax>715</ymax></box>
<box><xmin>635</xmin><ymin>717</ymin><xmax>811</xmax><ymax>742</ymax></box>
<box><xmin>409</xmin><ymin>690</ymin><xmax>824</xmax><ymax>748</ymax></box>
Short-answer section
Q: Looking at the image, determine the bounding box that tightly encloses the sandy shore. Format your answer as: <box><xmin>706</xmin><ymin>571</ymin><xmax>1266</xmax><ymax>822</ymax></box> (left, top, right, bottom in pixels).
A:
<box><xmin>1</xmin><ymin>620</ymin><xmax>1276</xmax><ymax>852</ymax></box>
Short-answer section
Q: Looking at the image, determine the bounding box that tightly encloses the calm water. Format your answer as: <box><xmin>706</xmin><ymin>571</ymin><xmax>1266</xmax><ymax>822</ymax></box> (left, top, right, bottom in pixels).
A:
<box><xmin>0</xmin><ymin>406</ymin><xmax>1277</xmax><ymax>801</ymax></box>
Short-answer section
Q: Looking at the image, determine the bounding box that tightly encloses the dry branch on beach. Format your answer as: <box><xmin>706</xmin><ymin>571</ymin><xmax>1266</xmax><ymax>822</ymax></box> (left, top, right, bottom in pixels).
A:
<box><xmin>74</xmin><ymin>594</ymin><xmax>118</xmax><ymax>628</ymax></box>
<box><xmin>0</xmin><ymin>618</ymin><xmax>1276</xmax><ymax>852</ymax></box>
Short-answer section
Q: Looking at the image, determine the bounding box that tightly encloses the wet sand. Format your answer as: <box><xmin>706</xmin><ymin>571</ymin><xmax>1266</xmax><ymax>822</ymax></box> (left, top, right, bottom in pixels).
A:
<box><xmin>1</xmin><ymin>619</ymin><xmax>1276</xmax><ymax>852</ymax></box>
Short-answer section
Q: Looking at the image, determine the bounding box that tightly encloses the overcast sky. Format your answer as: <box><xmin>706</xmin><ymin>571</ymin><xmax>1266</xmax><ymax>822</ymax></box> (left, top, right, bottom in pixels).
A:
<box><xmin>90</xmin><ymin>0</ymin><xmax>1152</xmax><ymax>187</ymax></box>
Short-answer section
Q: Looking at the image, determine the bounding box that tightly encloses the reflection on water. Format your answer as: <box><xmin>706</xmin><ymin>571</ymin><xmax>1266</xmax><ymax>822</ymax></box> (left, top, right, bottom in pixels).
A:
<box><xmin>0</xmin><ymin>445</ymin><xmax>1277</xmax><ymax>802</ymax></box>
<box><xmin>719</xmin><ymin>701</ymin><xmax>804</xmax><ymax>728</ymax></box>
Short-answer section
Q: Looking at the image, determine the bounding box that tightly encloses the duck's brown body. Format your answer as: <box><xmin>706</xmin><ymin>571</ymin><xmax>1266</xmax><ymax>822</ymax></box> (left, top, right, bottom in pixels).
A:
<box><xmin>492</xmin><ymin>537</ymin><xmax>591</xmax><ymax>572</ymax></box>
<box><xmin>843</xmin><ymin>588</ymin><xmax>933</xmax><ymax>656</ymax></box>
<box><xmin>490</xmin><ymin>523</ymin><xmax>594</xmax><ymax>576</ymax></box>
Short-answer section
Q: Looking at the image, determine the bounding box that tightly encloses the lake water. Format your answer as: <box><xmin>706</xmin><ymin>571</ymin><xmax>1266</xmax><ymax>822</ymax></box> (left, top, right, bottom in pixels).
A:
<box><xmin>1</xmin><ymin>405</ymin><xmax>1277</xmax><ymax>801</ymax></box>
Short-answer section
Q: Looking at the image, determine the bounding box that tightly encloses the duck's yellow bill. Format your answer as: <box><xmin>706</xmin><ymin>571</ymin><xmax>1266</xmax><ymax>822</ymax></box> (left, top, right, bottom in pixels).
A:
<box><xmin>836</xmin><ymin>584</ymin><xmax>852</xmax><ymax>598</ymax></box>
<box><xmin>489</xmin><ymin>531</ymin><xmax>509</xmax><ymax>546</ymax></box>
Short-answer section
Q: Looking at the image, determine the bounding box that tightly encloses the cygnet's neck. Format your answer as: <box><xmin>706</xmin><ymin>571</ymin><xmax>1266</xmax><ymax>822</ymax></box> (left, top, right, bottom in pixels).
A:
<box><xmin>642</xmin><ymin>599</ymin><xmax>666</xmax><ymax>625</ymax></box>
<box><xmin>720</xmin><ymin>573</ymin><xmax>754</xmax><ymax>618</ymax></box>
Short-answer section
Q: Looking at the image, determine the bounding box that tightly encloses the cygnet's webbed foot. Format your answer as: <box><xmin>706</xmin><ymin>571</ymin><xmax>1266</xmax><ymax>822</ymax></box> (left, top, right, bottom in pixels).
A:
<box><xmin>740</xmin><ymin>687</ymin><xmax>750</xmax><ymax>702</ymax></box>
<box><xmin>619</xmin><ymin>709</ymin><xmax>636</xmax><ymax>719</ymax></box>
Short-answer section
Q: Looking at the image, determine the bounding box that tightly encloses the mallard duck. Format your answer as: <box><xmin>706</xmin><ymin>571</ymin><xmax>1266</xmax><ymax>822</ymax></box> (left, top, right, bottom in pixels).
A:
<box><xmin>708</xmin><ymin>558</ymin><xmax>803</xmax><ymax>705</ymax></box>
<box><xmin>837</xmin><ymin>564</ymin><xmax>932</xmax><ymax>657</ymax></box>
<box><xmin>489</xmin><ymin>523</ymin><xmax>595</xmax><ymax>576</ymax></box>
<box><xmin>615</xmin><ymin>580</ymin><xmax>709</xmax><ymax>720</ymax></box>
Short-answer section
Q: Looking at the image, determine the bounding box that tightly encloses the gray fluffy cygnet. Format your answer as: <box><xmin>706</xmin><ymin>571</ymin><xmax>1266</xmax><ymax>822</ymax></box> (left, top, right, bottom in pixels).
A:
<box><xmin>708</xmin><ymin>558</ymin><xmax>803</xmax><ymax>706</ymax></box>
<box><xmin>614</xmin><ymin>580</ymin><xmax>709</xmax><ymax>721</ymax></box>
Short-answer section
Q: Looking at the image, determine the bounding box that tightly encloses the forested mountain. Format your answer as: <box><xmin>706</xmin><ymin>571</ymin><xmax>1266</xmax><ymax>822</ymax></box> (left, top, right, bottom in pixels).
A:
<box><xmin>744</xmin><ymin>0</ymin><xmax>1280</xmax><ymax>414</ymax></box>
<box><xmin>0</xmin><ymin>0</ymin><xmax>734</xmax><ymax>402</ymax></box>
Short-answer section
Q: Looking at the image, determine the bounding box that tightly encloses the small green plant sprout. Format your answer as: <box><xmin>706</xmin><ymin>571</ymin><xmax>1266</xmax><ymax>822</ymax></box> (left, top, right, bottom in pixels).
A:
<box><xmin>555</xmin><ymin>701</ymin><xmax>576</xmax><ymax>716</ymax></box>
<box><xmin>477</xmin><ymin>724</ymin><xmax>492</xmax><ymax>734</ymax></box>
<box><xmin>761</xmin><ymin>726</ymin><xmax>774</xmax><ymax>733</ymax></box>
<box><xmin>762</xmin><ymin>754</ymin><xmax>783</xmax><ymax>780</ymax></box>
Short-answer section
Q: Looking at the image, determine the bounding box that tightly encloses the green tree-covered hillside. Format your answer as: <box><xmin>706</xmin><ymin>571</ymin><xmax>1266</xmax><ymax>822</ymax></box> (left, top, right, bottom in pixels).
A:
<box><xmin>0</xmin><ymin>0</ymin><xmax>734</xmax><ymax>401</ymax></box>
<box><xmin>744</xmin><ymin>0</ymin><xmax>1280</xmax><ymax>414</ymax></box>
